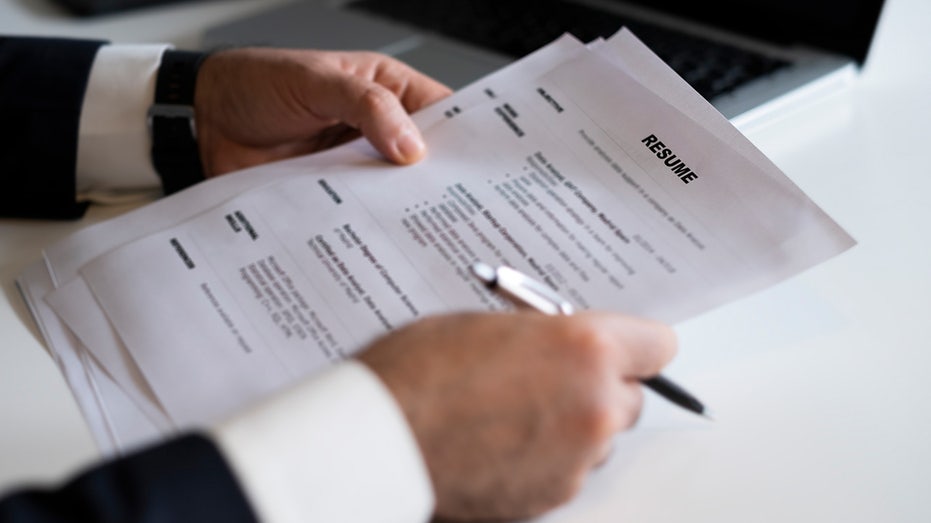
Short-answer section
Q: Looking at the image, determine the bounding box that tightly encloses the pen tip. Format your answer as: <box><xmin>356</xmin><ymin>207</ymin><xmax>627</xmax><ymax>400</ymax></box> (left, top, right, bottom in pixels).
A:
<box><xmin>700</xmin><ymin>408</ymin><xmax>715</xmax><ymax>421</ymax></box>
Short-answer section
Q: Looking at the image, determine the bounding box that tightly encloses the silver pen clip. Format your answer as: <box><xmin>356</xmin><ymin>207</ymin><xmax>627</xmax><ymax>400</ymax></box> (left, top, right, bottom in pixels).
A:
<box><xmin>471</xmin><ymin>262</ymin><xmax>575</xmax><ymax>315</ymax></box>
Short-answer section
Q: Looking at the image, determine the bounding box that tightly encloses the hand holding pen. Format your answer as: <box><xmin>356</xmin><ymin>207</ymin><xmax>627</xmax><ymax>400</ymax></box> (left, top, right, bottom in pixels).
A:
<box><xmin>472</xmin><ymin>262</ymin><xmax>711</xmax><ymax>419</ymax></box>
<box><xmin>360</xmin><ymin>284</ymin><xmax>679</xmax><ymax>518</ymax></box>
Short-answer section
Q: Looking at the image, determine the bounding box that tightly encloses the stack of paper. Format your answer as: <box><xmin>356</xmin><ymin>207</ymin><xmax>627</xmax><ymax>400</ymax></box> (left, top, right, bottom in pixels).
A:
<box><xmin>17</xmin><ymin>29</ymin><xmax>854</xmax><ymax>456</ymax></box>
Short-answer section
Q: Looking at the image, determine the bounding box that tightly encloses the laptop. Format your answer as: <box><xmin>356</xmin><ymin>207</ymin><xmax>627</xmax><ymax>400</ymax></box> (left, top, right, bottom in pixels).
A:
<box><xmin>202</xmin><ymin>0</ymin><xmax>886</xmax><ymax>129</ymax></box>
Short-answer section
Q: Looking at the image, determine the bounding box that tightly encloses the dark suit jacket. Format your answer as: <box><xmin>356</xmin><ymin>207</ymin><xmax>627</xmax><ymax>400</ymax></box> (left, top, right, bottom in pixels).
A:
<box><xmin>0</xmin><ymin>37</ymin><xmax>102</xmax><ymax>219</ymax></box>
<box><xmin>0</xmin><ymin>37</ymin><xmax>258</xmax><ymax>522</ymax></box>
<box><xmin>0</xmin><ymin>434</ymin><xmax>257</xmax><ymax>522</ymax></box>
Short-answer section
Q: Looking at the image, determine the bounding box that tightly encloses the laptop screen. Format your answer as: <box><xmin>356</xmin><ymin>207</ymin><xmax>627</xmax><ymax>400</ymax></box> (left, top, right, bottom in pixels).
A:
<box><xmin>620</xmin><ymin>0</ymin><xmax>886</xmax><ymax>64</ymax></box>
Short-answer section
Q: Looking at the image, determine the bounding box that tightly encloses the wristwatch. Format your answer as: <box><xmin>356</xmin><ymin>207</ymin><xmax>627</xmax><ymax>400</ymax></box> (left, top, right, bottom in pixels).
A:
<box><xmin>148</xmin><ymin>49</ymin><xmax>207</xmax><ymax>194</ymax></box>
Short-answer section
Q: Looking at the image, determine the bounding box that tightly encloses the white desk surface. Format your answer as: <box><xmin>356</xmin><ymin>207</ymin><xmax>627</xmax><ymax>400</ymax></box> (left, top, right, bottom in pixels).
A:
<box><xmin>2</xmin><ymin>0</ymin><xmax>930</xmax><ymax>520</ymax></box>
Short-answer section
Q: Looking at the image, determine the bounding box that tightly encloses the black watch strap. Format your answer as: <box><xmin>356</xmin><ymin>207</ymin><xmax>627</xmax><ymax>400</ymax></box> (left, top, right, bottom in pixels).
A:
<box><xmin>149</xmin><ymin>50</ymin><xmax>207</xmax><ymax>194</ymax></box>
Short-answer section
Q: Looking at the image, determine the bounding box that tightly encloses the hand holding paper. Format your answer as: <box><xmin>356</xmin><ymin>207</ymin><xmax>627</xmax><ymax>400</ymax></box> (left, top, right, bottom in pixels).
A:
<box><xmin>195</xmin><ymin>48</ymin><xmax>452</xmax><ymax>175</ymax></box>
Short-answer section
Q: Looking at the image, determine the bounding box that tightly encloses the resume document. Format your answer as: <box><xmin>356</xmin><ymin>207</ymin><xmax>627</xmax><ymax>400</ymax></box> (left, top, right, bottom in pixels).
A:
<box><xmin>20</xmin><ymin>30</ymin><xmax>852</xmax><ymax>458</ymax></box>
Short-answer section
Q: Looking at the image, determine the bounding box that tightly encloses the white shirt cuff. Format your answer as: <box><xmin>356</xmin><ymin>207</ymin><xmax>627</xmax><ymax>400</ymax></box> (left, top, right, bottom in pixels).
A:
<box><xmin>211</xmin><ymin>361</ymin><xmax>435</xmax><ymax>523</ymax></box>
<box><xmin>76</xmin><ymin>44</ymin><xmax>168</xmax><ymax>201</ymax></box>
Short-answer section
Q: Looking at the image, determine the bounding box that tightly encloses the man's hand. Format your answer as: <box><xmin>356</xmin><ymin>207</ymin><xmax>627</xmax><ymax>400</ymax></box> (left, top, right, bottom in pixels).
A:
<box><xmin>193</xmin><ymin>48</ymin><xmax>452</xmax><ymax>176</ymax></box>
<box><xmin>358</xmin><ymin>311</ymin><xmax>677</xmax><ymax>521</ymax></box>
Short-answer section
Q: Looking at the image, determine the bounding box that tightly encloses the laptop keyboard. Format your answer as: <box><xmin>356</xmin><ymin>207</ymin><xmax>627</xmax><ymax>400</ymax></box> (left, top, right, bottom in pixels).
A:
<box><xmin>349</xmin><ymin>0</ymin><xmax>789</xmax><ymax>101</ymax></box>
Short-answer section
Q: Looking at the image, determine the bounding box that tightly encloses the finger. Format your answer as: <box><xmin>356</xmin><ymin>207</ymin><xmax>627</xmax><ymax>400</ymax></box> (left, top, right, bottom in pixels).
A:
<box><xmin>399</xmin><ymin>76</ymin><xmax>454</xmax><ymax>113</ymax></box>
<box><xmin>577</xmin><ymin>312</ymin><xmax>678</xmax><ymax>379</ymax></box>
<box><xmin>316</xmin><ymin>73</ymin><xmax>428</xmax><ymax>164</ymax></box>
<box><xmin>615</xmin><ymin>378</ymin><xmax>646</xmax><ymax>429</ymax></box>
<box><xmin>346</xmin><ymin>51</ymin><xmax>452</xmax><ymax>113</ymax></box>
<box><xmin>586</xmin><ymin>380</ymin><xmax>643</xmax><ymax>469</ymax></box>
<box><xmin>376</xmin><ymin>59</ymin><xmax>454</xmax><ymax>113</ymax></box>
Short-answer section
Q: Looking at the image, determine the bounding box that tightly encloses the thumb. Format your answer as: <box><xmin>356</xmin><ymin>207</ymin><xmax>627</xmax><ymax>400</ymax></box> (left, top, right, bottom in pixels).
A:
<box><xmin>319</xmin><ymin>74</ymin><xmax>427</xmax><ymax>164</ymax></box>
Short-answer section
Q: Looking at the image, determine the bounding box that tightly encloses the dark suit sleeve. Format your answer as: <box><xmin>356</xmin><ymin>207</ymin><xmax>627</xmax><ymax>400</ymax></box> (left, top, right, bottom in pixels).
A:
<box><xmin>0</xmin><ymin>37</ymin><xmax>103</xmax><ymax>220</ymax></box>
<box><xmin>0</xmin><ymin>433</ymin><xmax>259</xmax><ymax>523</ymax></box>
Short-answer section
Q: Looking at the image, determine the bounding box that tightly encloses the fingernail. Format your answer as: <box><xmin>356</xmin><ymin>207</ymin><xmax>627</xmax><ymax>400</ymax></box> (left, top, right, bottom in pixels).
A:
<box><xmin>395</xmin><ymin>126</ymin><xmax>425</xmax><ymax>163</ymax></box>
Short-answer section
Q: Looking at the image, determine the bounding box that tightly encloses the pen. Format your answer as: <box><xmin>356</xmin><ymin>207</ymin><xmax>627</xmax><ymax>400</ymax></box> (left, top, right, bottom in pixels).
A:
<box><xmin>471</xmin><ymin>262</ymin><xmax>712</xmax><ymax>419</ymax></box>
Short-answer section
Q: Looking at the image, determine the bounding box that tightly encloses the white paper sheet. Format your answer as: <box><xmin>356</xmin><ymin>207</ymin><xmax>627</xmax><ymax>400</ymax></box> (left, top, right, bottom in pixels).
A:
<box><xmin>45</xmin><ymin>277</ymin><xmax>172</xmax><ymax>433</ymax></box>
<box><xmin>16</xmin><ymin>262</ymin><xmax>118</xmax><ymax>455</ymax></box>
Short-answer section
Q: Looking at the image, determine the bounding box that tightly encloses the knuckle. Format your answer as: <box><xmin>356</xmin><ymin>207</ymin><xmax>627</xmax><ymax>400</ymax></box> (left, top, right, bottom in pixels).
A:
<box><xmin>569</xmin><ymin>384</ymin><xmax>644</xmax><ymax>439</ymax></box>
<box><xmin>574</xmin><ymin>398</ymin><xmax>621</xmax><ymax>443</ymax></box>
<box><xmin>358</xmin><ymin>85</ymin><xmax>394</xmax><ymax>116</ymax></box>
<box><xmin>561</xmin><ymin>320</ymin><xmax>612</xmax><ymax>367</ymax></box>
